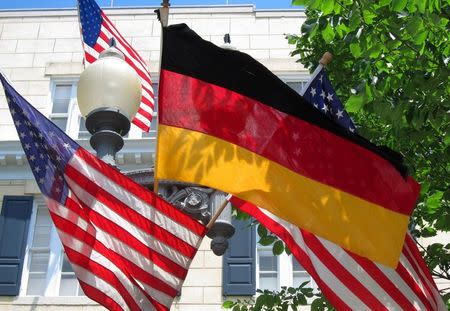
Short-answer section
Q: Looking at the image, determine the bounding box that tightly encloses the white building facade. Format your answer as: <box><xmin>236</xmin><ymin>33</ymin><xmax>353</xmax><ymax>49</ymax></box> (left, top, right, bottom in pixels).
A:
<box><xmin>0</xmin><ymin>5</ymin><xmax>312</xmax><ymax>310</ymax></box>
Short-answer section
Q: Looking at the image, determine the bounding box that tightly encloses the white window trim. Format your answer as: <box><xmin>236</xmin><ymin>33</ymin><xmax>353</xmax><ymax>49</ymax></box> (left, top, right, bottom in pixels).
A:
<box><xmin>48</xmin><ymin>78</ymin><xmax>80</xmax><ymax>139</ymax></box>
<box><xmin>19</xmin><ymin>198</ymin><xmax>71</xmax><ymax>297</ymax></box>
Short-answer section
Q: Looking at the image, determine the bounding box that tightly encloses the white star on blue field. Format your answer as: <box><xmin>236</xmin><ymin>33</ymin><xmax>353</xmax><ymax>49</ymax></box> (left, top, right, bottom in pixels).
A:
<box><xmin>0</xmin><ymin>0</ymin><xmax>298</xmax><ymax>10</ymax></box>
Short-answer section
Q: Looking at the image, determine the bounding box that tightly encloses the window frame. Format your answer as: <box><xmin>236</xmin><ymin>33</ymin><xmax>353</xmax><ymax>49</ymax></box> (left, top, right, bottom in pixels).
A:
<box><xmin>19</xmin><ymin>198</ymin><xmax>83</xmax><ymax>297</ymax></box>
<box><xmin>256</xmin><ymin>243</ymin><xmax>317</xmax><ymax>292</ymax></box>
<box><xmin>48</xmin><ymin>78</ymin><xmax>80</xmax><ymax>139</ymax></box>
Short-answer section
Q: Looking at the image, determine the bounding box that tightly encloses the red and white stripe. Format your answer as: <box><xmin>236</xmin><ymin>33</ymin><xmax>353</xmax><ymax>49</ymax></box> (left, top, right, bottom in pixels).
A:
<box><xmin>232</xmin><ymin>197</ymin><xmax>446</xmax><ymax>311</ymax></box>
<box><xmin>46</xmin><ymin>147</ymin><xmax>206</xmax><ymax>311</ymax></box>
<box><xmin>82</xmin><ymin>11</ymin><xmax>155</xmax><ymax>132</ymax></box>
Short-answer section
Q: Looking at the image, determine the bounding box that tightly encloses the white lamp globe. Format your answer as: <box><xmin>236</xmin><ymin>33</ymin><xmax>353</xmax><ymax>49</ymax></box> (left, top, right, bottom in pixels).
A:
<box><xmin>77</xmin><ymin>47</ymin><xmax>142</xmax><ymax>121</ymax></box>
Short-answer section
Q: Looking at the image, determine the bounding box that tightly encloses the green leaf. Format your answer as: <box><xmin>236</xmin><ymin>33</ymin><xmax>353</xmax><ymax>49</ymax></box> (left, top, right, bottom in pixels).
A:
<box><xmin>368</xmin><ymin>43</ymin><xmax>383</xmax><ymax>58</ymax></box>
<box><xmin>321</xmin><ymin>0</ymin><xmax>335</xmax><ymax>15</ymax></box>
<box><xmin>291</xmin><ymin>0</ymin><xmax>308</xmax><ymax>5</ymax></box>
<box><xmin>444</xmin><ymin>131</ymin><xmax>450</xmax><ymax>146</ymax></box>
<box><xmin>222</xmin><ymin>301</ymin><xmax>235</xmax><ymax>309</ymax></box>
<box><xmin>298</xmin><ymin>294</ymin><xmax>308</xmax><ymax>305</ymax></box>
<box><xmin>406</xmin><ymin>16</ymin><xmax>424</xmax><ymax>36</ymax></box>
<box><xmin>425</xmin><ymin>191</ymin><xmax>444</xmax><ymax>215</ymax></box>
<box><xmin>349</xmin><ymin>11</ymin><xmax>361</xmax><ymax>30</ymax></box>
<box><xmin>421</xmin><ymin>226</ymin><xmax>437</xmax><ymax>237</ymax></box>
<box><xmin>259</xmin><ymin>235</ymin><xmax>276</xmax><ymax>246</ymax></box>
<box><xmin>346</xmin><ymin>94</ymin><xmax>365</xmax><ymax>112</ymax></box>
<box><xmin>273</xmin><ymin>240</ymin><xmax>284</xmax><ymax>255</ymax></box>
<box><xmin>391</xmin><ymin>0</ymin><xmax>407</xmax><ymax>11</ymax></box>
<box><xmin>350</xmin><ymin>42</ymin><xmax>362</xmax><ymax>58</ymax></box>
<box><xmin>257</xmin><ymin>224</ymin><xmax>268</xmax><ymax>237</ymax></box>
<box><xmin>417</xmin><ymin>0</ymin><xmax>427</xmax><ymax>13</ymax></box>
<box><xmin>363</xmin><ymin>9</ymin><xmax>377</xmax><ymax>24</ymax></box>
<box><xmin>321</xmin><ymin>24</ymin><xmax>335</xmax><ymax>43</ymax></box>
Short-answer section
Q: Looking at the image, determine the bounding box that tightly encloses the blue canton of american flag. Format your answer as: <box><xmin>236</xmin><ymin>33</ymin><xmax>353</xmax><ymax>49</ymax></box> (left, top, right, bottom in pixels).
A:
<box><xmin>1</xmin><ymin>75</ymin><xmax>77</xmax><ymax>205</ymax></box>
<box><xmin>1</xmin><ymin>74</ymin><xmax>206</xmax><ymax>311</ymax></box>
<box><xmin>302</xmin><ymin>68</ymin><xmax>356</xmax><ymax>133</ymax></box>
<box><xmin>78</xmin><ymin>0</ymin><xmax>155</xmax><ymax>132</ymax></box>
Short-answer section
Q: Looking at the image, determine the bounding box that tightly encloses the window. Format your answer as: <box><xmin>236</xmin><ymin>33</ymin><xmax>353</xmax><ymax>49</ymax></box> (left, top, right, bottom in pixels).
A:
<box><xmin>256</xmin><ymin>244</ymin><xmax>317</xmax><ymax>291</ymax></box>
<box><xmin>286</xmin><ymin>81</ymin><xmax>309</xmax><ymax>94</ymax></box>
<box><xmin>50</xmin><ymin>83</ymin><xmax>77</xmax><ymax>134</ymax></box>
<box><xmin>21</xmin><ymin>201</ymin><xmax>84</xmax><ymax>297</ymax></box>
<box><xmin>257</xmin><ymin>247</ymin><xmax>279</xmax><ymax>291</ymax></box>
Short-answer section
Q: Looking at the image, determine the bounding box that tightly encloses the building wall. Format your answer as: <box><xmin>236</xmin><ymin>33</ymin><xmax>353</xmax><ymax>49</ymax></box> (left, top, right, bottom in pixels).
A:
<box><xmin>0</xmin><ymin>5</ymin><xmax>306</xmax><ymax>142</ymax></box>
<box><xmin>0</xmin><ymin>5</ymin><xmax>306</xmax><ymax>310</ymax></box>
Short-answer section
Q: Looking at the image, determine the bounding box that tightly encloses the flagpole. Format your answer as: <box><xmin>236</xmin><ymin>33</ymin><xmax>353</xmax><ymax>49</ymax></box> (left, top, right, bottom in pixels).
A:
<box><xmin>206</xmin><ymin>194</ymin><xmax>231</xmax><ymax>229</ymax></box>
<box><xmin>299</xmin><ymin>51</ymin><xmax>333</xmax><ymax>96</ymax></box>
<box><xmin>153</xmin><ymin>0</ymin><xmax>170</xmax><ymax>195</ymax></box>
<box><xmin>75</xmin><ymin>1</ymin><xmax>87</xmax><ymax>68</ymax></box>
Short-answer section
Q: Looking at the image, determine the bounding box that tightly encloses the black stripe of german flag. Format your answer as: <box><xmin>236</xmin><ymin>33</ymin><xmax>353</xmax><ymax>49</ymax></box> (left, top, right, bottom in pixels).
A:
<box><xmin>156</xmin><ymin>24</ymin><xmax>420</xmax><ymax>267</ymax></box>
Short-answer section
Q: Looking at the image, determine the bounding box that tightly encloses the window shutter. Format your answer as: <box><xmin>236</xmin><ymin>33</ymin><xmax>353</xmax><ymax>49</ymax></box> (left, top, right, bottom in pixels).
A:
<box><xmin>223</xmin><ymin>217</ymin><xmax>256</xmax><ymax>295</ymax></box>
<box><xmin>0</xmin><ymin>196</ymin><xmax>33</xmax><ymax>296</ymax></box>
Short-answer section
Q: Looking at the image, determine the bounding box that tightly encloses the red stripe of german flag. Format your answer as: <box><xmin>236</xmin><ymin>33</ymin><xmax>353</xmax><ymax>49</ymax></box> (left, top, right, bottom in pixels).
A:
<box><xmin>156</xmin><ymin>24</ymin><xmax>420</xmax><ymax>267</ymax></box>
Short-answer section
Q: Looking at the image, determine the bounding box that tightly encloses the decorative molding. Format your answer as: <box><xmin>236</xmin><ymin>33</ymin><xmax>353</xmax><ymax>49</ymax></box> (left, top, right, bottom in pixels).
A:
<box><xmin>135</xmin><ymin>153</ymin><xmax>142</xmax><ymax>164</ymax></box>
<box><xmin>15</xmin><ymin>155</ymin><xmax>24</xmax><ymax>166</ymax></box>
<box><xmin>0</xmin><ymin>5</ymin><xmax>304</xmax><ymax>19</ymax></box>
<box><xmin>117</xmin><ymin>153</ymin><xmax>125</xmax><ymax>165</ymax></box>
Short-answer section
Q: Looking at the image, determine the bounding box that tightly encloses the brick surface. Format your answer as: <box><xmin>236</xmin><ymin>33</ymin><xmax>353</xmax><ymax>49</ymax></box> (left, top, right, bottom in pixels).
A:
<box><xmin>16</xmin><ymin>39</ymin><xmax>55</xmax><ymax>53</ymax></box>
<box><xmin>231</xmin><ymin>18</ymin><xmax>269</xmax><ymax>35</ymax></box>
<box><xmin>0</xmin><ymin>40</ymin><xmax>17</xmax><ymax>53</ymax></box>
<box><xmin>183</xmin><ymin>268</ymin><xmax>222</xmax><ymax>287</ymax></box>
<box><xmin>203</xmin><ymin>287</ymin><xmax>223</xmax><ymax>304</ymax></box>
<box><xmin>39</xmin><ymin>22</ymin><xmax>78</xmax><ymax>39</ymax></box>
<box><xmin>2</xmin><ymin>23</ymin><xmax>40</xmax><ymax>39</ymax></box>
<box><xmin>115</xmin><ymin>19</ymin><xmax>153</xmax><ymax>37</ymax></box>
<box><xmin>204</xmin><ymin>250</ymin><xmax>222</xmax><ymax>268</ymax></box>
<box><xmin>10</xmin><ymin>68</ymin><xmax>46</xmax><ymax>81</ymax></box>
<box><xmin>33</xmin><ymin>52</ymin><xmax>73</xmax><ymax>67</ymax></box>
<box><xmin>177</xmin><ymin>287</ymin><xmax>204</xmax><ymax>304</ymax></box>
<box><xmin>54</xmin><ymin>38</ymin><xmax>83</xmax><ymax>53</ymax></box>
<box><xmin>192</xmin><ymin>19</ymin><xmax>230</xmax><ymax>35</ymax></box>
<box><xmin>131</xmin><ymin>36</ymin><xmax>160</xmax><ymax>51</ymax></box>
<box><xmin>0</xmin><ymin>53</ymin><xmax>34</xmax><ymax>68</ymax></box>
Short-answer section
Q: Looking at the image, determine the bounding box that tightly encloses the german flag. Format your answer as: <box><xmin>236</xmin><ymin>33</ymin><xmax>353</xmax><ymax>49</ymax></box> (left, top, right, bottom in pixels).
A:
<box><xmin>155</xmin><ymin>24</ymin><xmax>420</xmax><ymax>267</ymax></box>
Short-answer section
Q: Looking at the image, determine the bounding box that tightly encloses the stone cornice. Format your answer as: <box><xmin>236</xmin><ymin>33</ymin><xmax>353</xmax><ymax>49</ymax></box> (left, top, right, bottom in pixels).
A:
<box><xmin>0</xmin><ymin>5</ymin><xmax>304</xmax><ymax>18</ymax></box>
<box><xmin>0</xmin><ymin>138</ymin><xmax>156</xmax><ymax>168</ymax></box>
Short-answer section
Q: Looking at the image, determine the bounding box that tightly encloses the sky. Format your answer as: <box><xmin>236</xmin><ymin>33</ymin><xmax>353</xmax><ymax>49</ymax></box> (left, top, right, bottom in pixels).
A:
<box><xmin>0</xmin><ymin>0</ymin><xmax>297</xmax><ymax>10</ymax></box>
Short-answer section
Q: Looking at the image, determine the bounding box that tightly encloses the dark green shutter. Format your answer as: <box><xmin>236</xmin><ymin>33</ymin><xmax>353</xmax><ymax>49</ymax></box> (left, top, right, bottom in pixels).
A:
<box><xmin>0</xmin><ymin>196</ymin><xmax>33</xmax><ymax>296</ymax></box>
<box><xmin>223</xmin><ymin>217</ymin><xmax>256</xmax><ymax>295</ymax></box>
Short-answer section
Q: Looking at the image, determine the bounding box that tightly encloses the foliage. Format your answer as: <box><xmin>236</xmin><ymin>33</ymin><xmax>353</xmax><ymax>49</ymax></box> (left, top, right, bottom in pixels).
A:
<box><xmin>225</xmin><ymin>0</ymin><xmax>449</xmax><ymax>309</ymax></box>
<box><xmin>222</xmin><ymin>283</ymin><xmax>335</xmax><ymax>311</ymax></box>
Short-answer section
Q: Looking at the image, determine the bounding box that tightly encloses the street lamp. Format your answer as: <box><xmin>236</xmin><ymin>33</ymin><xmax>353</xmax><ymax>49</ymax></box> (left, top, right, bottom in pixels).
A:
<box><xmin>77</xmin><ymin>46</ymin><xmax>142</xmax><ymax>166</ymax></box>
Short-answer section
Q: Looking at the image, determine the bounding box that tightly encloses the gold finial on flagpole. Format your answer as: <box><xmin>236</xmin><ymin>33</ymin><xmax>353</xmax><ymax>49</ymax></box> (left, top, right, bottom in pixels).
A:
<box><xmin>319</xmin><ymin>52</ymin><xmax>333</xmax><ymax>66</ymax></box>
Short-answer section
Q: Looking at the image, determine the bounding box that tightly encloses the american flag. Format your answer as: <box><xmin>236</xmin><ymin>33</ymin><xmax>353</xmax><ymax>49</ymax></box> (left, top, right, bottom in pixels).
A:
<box><xmin>77</xmin><ymin>0</ymin><xmax>155</xmax><ymax>132</ymax></box>
<box><xmin>1</xmin><ymin>73</ymin><xmax>207</xmax><ymax>311</ymax></box>
<box><xmin>233</xmin><ymin>198</ymin><xmax>446</xmax><ymax>310</ymax></box>
<box><xmin>231</xmin><ymin>67</ymin><xmax>445</xmax><ymax>310</ymax></box>
<box><xmin>301</xmin><ymin>65</ymin><xmax>356</xmax><ymax>133</ymax></box>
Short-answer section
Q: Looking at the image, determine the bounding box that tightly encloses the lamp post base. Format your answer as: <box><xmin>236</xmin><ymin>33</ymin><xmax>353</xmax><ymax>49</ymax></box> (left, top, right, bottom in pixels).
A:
<box><xmin>85</xmin><ymin>107</ymin><xmax>130</xmax><ymax>167</ymax></box>
<box><xmin>90</xmin><ymin>130</ymin><xmax>124</xmax><ymax>167</ymax></box>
